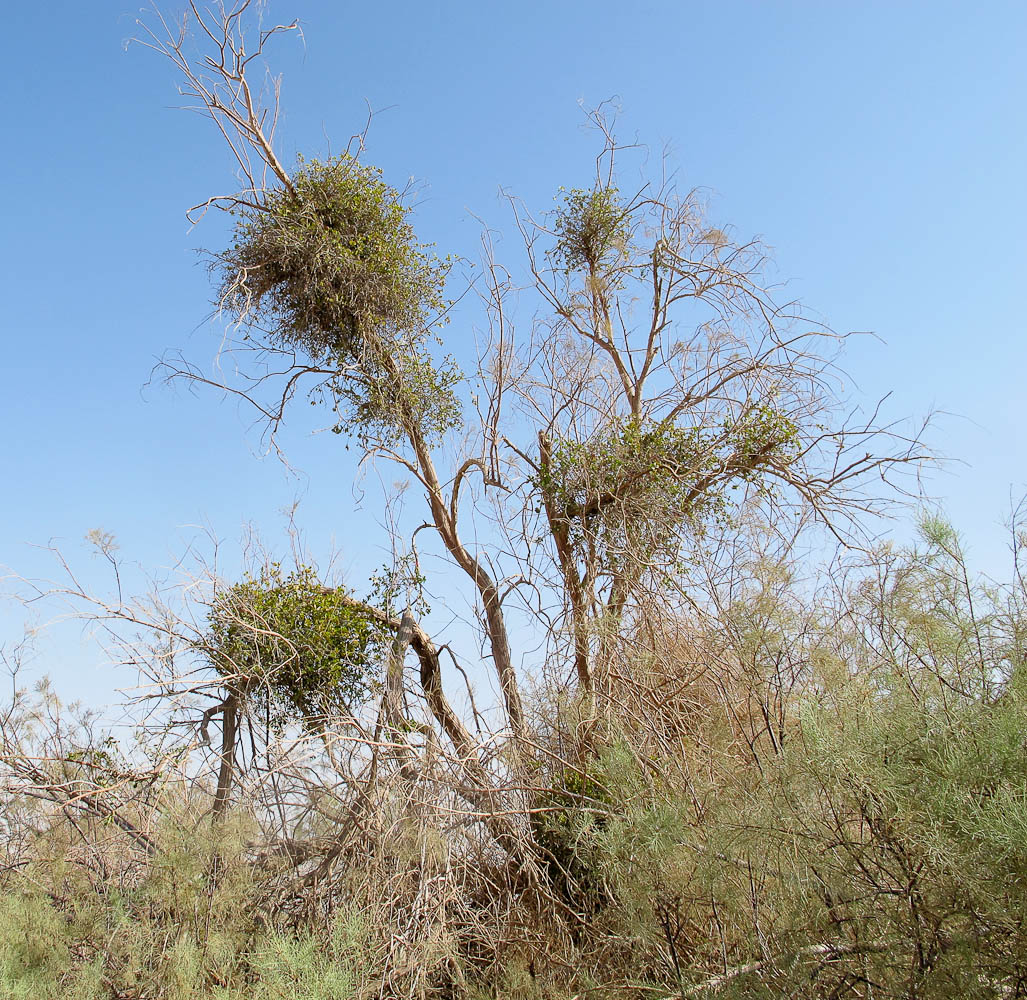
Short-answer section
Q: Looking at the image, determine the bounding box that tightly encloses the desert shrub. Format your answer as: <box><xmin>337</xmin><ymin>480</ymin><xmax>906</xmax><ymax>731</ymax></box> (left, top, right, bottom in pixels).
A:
<box><xmin>7</xmin><ymin>517</ymin><xmax>1027</xmax><ymax>999</ymax></box>
<box><xmin>580</xmin><ymin>521</ymin><xmax>1027</xmax><ymax>998</ymax></box>
<box><xmin>248</xmin><ymin>917</ymin><xmax>363</xmax><ymax>1000</ymax></box>
<box><xmin>530</xmin><ymin>760</ymin><xmax>619</xmax><ymax>921</ymax></box>
<box><xmin>0</xmin><ymin>812</ymin><xmax>365</xmax><ymax>1000</ymax></box>
<box><xmin>0</xmin><ymin>889</ymin><xmax>73</xmax><ymax>999</ymax></box>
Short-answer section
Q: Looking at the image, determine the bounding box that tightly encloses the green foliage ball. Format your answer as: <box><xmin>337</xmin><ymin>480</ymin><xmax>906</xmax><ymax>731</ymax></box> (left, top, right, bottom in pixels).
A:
<box><xmin>207</xmin><ymin>565</ymin><xmax>389</xmax><ymax>722</ymax></box>
<box><xmin>218</xmin><ymin>155</ymin><xmax>449</xmax><ymax>363</ymax></box>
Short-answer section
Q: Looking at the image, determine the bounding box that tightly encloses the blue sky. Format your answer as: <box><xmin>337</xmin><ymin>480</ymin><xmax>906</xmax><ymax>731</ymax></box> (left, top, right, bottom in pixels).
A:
<box><xmin>2</xmin><ymin>1</ymin><xmax>1025</xmax><ymax>704</ymax></box>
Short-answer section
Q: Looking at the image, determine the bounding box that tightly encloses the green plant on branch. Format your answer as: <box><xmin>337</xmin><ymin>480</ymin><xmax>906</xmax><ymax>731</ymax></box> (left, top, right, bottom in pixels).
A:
<box><xmin>207</xmin><ymin>564</ymin><xmax>389</xmax><ymax>723</ymax></box>
<box><xmin>550</xmin><ymin>185</ymin><xmax>630</xmax><ymax>274</ymax></box>
<box><xmin>539</xmin><ymin>406</ymin><xmax>801</xmax><ymax>556</ymax></box>
<box><xmin>216</xmin><ymin>154</ymin><xmax>461</xmax><ymax>446</ymax></box>
<box><xmin>219</xmin><ymin>154</ymin><xmax>449</xmax><ymax>363</ymax></box>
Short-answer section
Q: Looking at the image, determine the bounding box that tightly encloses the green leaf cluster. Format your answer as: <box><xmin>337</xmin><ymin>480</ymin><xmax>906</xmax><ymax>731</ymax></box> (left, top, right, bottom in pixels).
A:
<box><xmin>332</xmin><ymin>345</ymin><xmax>463</xmax><ymax>448</ymax></box>
<box><xmin>550</xmin><ymin>186</ymin><xmax>629</xmax><ymax>272</ymax></box>
<box><xmin>207</xmin><ymin>565</ymin><xmax>389</xmax><ymax>721</ymax></box>
<box><xmin>219</xmin><ymin>155</ymin><xmax>449</xmax><ymax>363</ymax></box>
<box><xmin>530</xmin><ymin>749</ymin><xmax>627</xmax><ymax>920</ymax></box>
<box><xmin>220</xmin><ymin>155</ymin><xmax>464</xmax><ymax>450</ymax></box>
<box><xmin>539</xmin><ymin>411</ymin><xmax>798</xmax><ymax>561</ymax></box>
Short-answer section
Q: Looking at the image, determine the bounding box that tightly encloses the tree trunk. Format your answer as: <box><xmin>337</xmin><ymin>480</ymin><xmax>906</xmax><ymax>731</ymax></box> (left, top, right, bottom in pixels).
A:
<box><xmin>213</xmin><ymin>691</ymin><xmax>238</xmax><ymax>823</ymax></box>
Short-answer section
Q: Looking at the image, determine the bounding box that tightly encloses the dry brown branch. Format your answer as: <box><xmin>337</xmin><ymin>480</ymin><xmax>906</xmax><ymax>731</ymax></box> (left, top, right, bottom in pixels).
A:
<box><xmin>134</xmin><ymin>0</ymin><xmax>300</xmax><ymax>218</ymax></box>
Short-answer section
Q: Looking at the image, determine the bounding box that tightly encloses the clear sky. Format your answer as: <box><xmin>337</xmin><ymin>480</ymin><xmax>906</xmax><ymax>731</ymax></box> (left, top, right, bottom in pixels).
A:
<box><xmin>2</xmin><ymin>1</ymin><xmax>1025</xmax><ymax>705</ymax></box>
